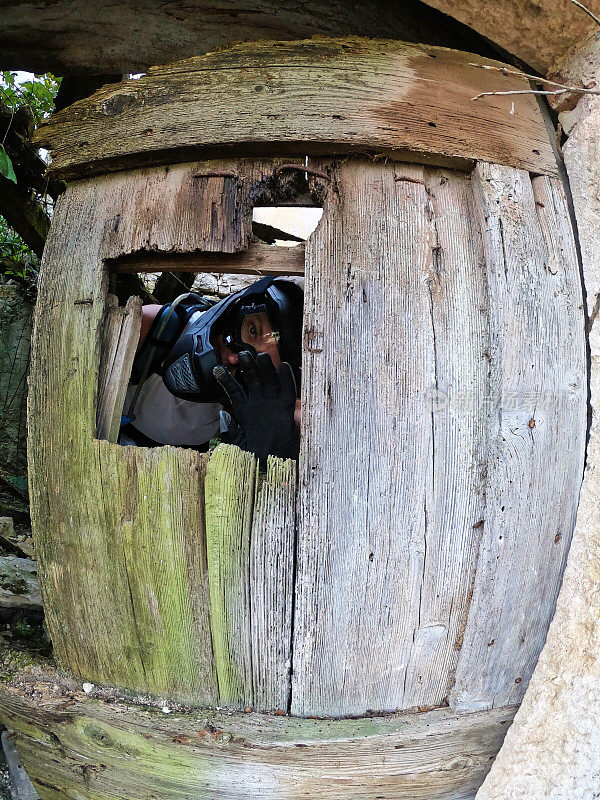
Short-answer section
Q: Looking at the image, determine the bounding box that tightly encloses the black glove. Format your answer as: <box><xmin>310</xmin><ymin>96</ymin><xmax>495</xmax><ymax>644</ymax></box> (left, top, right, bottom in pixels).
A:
<box><xmin>213</xmin><ymin>351</ymin><xmax>300</xmax><ymax>465</ymax></box>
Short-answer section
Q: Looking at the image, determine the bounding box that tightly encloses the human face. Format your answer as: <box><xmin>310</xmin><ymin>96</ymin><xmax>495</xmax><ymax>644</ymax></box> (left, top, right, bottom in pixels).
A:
<box><xmin>212</xmin><ymin>312</ymin><xmax>281</xmax><ymax>370</ymax></box>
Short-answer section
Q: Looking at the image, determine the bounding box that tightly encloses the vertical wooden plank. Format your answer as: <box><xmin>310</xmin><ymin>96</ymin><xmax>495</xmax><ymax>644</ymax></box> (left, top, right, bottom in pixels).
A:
<box><xmin>449</xmin><ymin>164</ymin><xmax>586</xmax><ymax>712</ymax></box>
<box><xmin>96</xmin><ymin>293</ymin><xmax>142</xmax><ymax>443</ymax></box>
<box><xmin>292</xmin><ymin>160</ymin><xmax>435</xmax><ymax>717</ymax></box>
<box><xmin>103</xmin><ymin>444</ymin><xmax>217</xmax><ymax>703</ymax></box>
<box><xmin>30</xmin><ymin>160</ymin><xmax>282</xmax><ymax>700</ymax></box>
<box><xmin>28</xmin><ymin>181</ymin><xmax>148</xmax><ymax>688</ymax></box>
<box><xmin>401</xmin><ymin>169</ymin><xmax>489</xmax><ymax>708</ymax></box>
<box><xmin>250</xmin><ymin>456</ymin><xmax>296</xmax><ymax>713</ymax></box>
<box><xmin>205</xmin><ymin>444</ymin><xmax>257</xmax><ymax>708</ymax></box>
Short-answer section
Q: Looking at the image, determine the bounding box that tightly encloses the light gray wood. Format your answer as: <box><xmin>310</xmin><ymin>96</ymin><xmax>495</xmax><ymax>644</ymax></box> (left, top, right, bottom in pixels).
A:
<box><xmin>449</xmin><ymin>165</ymin><xmax>586</xmax><ymax>712</ymax></box>
<box><xmin>402</xmin><ymin>168</ymin><xmax>489</xmax><ymax>709</ymax></box>
<box><xmin>35</xmin><ymin>39</ymin><xmax>557</xmax><ymax>180</ymax></box>
<box><xmin>111</xmin><ymin>240</ymin><xmax>305</xmax><ymax>276</ymax></box>
<box><xmin>250</xmin><ymin>457</ymin><xmax>296</xmax><ymax>713</ymax></box>
<box><xmin>293</xmin><ymin>160</ymin><xmax>435</xmax><ymax>717</ymax></box>
<box><xmin>0</xmin><ymin>659</ymin><xmax>517</xmax><ymax>800</ymax></box>
<box><xmin>96</xmin><ymin>293</ymin><xmax>142</xmax><ymax>443</ymax></box>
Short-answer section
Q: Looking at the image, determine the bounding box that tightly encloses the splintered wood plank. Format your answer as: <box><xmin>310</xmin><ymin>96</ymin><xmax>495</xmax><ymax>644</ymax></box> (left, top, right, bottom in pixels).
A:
<box><xmin>0</xmin><ymin>665</ymin><xmax>517</xmax><ymax>800</ymax></box>
<box><xmin>401</xmin><ymin>169</ymin><xmax>489</xmax><ymax>708</ymax></box>
<box><xmin>292</xmin><ymin>160</ymin><xmax>435</xmax><ymax>717</ymax></box>
<box><xmin>29</xmin><ymin>160</ymin><xmax>283</xmax><ymax>701</ymax></box>
<box><xmin>110</xmin><ymin>241</ymin><xmax>305</xmax><ymax>276</ymax></box>
<box><xmin>449</xmin><ymin>164</ymin><xmax>586</xmax><ymax>712</ymax></box>
<box><xmin>250</xmin><ymin>457</ymin><xmax>296</xmax><ymax>713</ymax></box>
<box><xmin>96</xmin><ymin>293</ymin><xmax>142</xmax><ymax>443</ymax></box>
<box><xmin>34</xmin><ymin>38</ymin><xmax>557</xmax><ymax>181</ymax></box>
<box><xmin>99</xmin><ymin>163</ymin><xmax>252</xmax><ymax>258</ymax></box>
<box><xmin>204</xmin><ymin>444</ymin><xmax>257</xmax><ymax>708</ymax></box>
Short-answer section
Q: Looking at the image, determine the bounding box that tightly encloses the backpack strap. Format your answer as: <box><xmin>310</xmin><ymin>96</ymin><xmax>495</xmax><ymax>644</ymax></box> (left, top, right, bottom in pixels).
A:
<box><xmin>123</xmin><ymin>293</ymin><xmax>216</xmax><ymax>425</ymax></box>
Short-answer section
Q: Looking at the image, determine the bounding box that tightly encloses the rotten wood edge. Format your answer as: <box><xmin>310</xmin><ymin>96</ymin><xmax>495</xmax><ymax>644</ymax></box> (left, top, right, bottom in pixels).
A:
<box><xmin>0</xmin><ymin>655</ymin><xmax>517</xmax><ymax>800</ymax></box>
<box><xmin>35</xmin><ymin>37</ymin><xmax>557</xmax><ymax>181</ymax></box>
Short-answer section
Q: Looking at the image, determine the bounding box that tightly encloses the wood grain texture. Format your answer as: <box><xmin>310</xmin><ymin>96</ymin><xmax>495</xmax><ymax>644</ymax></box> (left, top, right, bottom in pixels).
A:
<box><xmin>0</xmin><ymin>669</ymin><xmax>517</xmax><ymax>800</ymax></box>
<box><xmin>26</xmin><ymin>162</ymin><xmax>274</xmax><ymax>703</ymax></box>
<box><xmin>0</xmin><ymin>0</ymin><xmax>493</xmax><ymax>76</ymax></box>
<box><xmin>110</xmin><ymin>241</ymin><xmax>305</xmax><ymax>276</ymax></box>
<box><xmin>292</xmin><ymin>160</ymin><xmax>489</xmax><ymax>716</ymax></box>
<box><xmin>96</xmin><ymin>294</ymin><xmax>142</xmax><ymax>443</ymax></box>
<box><xmin>250</xmin><ymin>457</ymin><xmax>296</xmax><ymax>713</ymax></box>
<box><xmin>402</xmin><ymin>168</ymin><xmax>489</xmax><ymax>709</ymax></box>
<box><xmin>449</xmin><ymin>165</ymin><xmax>586</xmax><ymax>713</ymax></box>
<box><xmin>28</xmin><ymin>161</ymin><xmax>305</xmax><ymax>706</ymax></box>
<box><xmin>205</xmin><ymin>444</ymin><xmax>257</xmax><ymax>708</ymax></box>
<box><xmin>35</xmin><ymin>38</ymin><xmax>557</xmax><ymax>181</ymax></box>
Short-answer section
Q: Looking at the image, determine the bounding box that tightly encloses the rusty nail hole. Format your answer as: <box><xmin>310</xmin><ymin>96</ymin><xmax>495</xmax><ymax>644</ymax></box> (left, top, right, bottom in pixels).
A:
<box><xmin>473</xmin><ymin>519</ymin><xmax>484</xmax><ymax>529</ymax></box>
<box><xmin>144</xmin><ymin>128</ymin><xmax>153</xmax><ymax>135</ymax></box>
<box><xmin>487</xmin><ymin>639</ymin><xmax>495</xmax><ymax>647</ymax></box>
<box><xmin>515</xmin><ymin>677</ymin><xmax>522</xmax><ymax>684</ymax></box>
<box><xmin>554</xmin><ymin>533</ymin><xmax>561</xmax><ymax>544</ymax></box>
<box><xmin>528</xmin><ymin>418</ymin><xmax>536</xmax><ymax>428</ymax></box>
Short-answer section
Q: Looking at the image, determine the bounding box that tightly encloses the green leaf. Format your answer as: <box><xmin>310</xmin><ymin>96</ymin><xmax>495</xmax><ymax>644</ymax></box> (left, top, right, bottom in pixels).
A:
<box><xmin>0</xmin><ymin>145</ymin><xmax>17</xmax><ymax>183</ymax></box>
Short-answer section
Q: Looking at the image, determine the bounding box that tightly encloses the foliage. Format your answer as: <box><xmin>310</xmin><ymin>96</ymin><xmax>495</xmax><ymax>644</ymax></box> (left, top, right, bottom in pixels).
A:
<box><xmin>0</xmin><ymin>72</ymin><xmax>60</xmax><ymax>295</ymax></box>
<box><xmin>0</xmin><ymin>71</ymin><xmax>60</xmax><ymax>125</ymax></box>
<box><xmin>0</xmin><ymin>146</ymin><xmax>16</xmax><ymax>183</ymax></box>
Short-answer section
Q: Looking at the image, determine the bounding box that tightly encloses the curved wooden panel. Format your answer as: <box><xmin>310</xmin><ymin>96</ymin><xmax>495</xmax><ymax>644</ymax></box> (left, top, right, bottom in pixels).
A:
<box><xmin>0</xmin><ymin>666</ymin><xmax>517</xmax><ymax>800</ymax></box>
<box><xmin>35</xmin><ymin>38</ymin><xmax>557</xmax><ymax>180</ymax></box>
<box><xmin>292</xmin><ymin>160</ymin><xmax>586</xmax><ymax>717</ymax></box>
<box><xmin>27</xmin><ymin>159</ymin><xmax>301</xmax><ymax>707</ymax></box>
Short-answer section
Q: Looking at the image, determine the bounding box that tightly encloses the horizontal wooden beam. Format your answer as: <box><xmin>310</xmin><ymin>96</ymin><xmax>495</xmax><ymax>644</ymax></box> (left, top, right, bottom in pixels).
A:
<box><xmin>35</xmin><ymin>37</ymin><xmax>557</xmax><ymax>180</ymax></box>
<box><xmin>109</xmin><ymin>241</ymin><xmax>305</xmax><ymax>276</ymax></box>
<box><xmin>0</xmin><ymin>662</ymin><xmax>517</xmax><ymax>800</ymax></box>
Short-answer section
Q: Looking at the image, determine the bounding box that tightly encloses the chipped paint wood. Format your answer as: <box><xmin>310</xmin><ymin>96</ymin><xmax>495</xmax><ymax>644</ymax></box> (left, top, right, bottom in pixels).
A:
<box><xmin>110</xmin><ymin>240</ymin><xmax>305</xmax><ymax>277</ymax></box>
<box><xmin>449</xmin><ymin>165</ymin><xmax>586</xmax><ymax>713</ymax></box>
<box><xmin>0</xmin><ymin>667</ymin><xmax>517</xmax><ymax>800</ymax></box>
<box><xmin>35</xmin><ymin>38</ymin><xmax>557</xmax><ymax>181</ymax></box>
<box><xmin>250</xmin><ymin>457</ymin><xmax>296</xmax><ymax>713</ymax></box>
<box><xmin>96</xmin><ymin>294</ymin><xmax>142</xmax><ymax>443</ymax></box>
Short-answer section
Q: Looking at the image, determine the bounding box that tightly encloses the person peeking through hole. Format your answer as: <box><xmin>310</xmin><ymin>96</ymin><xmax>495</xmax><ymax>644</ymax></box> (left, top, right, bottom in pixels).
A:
<box><xmin>119</xmin><ymin>277</ymin><xmax>303</xmax><ymax>466</ymax></box>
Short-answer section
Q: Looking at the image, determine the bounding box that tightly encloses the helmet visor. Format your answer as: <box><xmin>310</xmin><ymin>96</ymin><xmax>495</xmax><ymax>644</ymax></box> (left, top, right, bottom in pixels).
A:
<box><xmin>222</xmin><ymin>304</ymin><xmax>280</xmax><ymax>356</ymax></box>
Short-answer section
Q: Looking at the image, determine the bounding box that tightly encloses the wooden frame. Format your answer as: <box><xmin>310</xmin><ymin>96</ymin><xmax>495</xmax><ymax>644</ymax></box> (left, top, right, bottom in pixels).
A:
<box><xmin>35</xmin><ymin>38</ymin><xmax>558</xmax><ymax>180</ymax></box>
<box><xmin>0</xmin><ymin>663</ymin><xmax>517</xmax><ymax>800</ymax></box>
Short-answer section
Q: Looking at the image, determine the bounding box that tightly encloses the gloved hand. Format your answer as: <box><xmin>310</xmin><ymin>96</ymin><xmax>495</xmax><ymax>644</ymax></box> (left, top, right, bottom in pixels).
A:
<box><xmin>213</xmin><ymin>351</ymin><xmax>300</xmax><ymax>465</ymax></box>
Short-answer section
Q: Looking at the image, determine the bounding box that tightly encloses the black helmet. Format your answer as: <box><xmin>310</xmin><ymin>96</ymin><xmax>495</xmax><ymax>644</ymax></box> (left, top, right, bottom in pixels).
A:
<box><xmin>162</xmin><ymin>277</ymin><xmax>303</xmax><ymax>402</ymax></box>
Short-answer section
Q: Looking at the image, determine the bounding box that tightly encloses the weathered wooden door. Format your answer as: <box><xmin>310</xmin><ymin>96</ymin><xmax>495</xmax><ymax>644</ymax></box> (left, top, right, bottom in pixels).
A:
<box><xmin>28</xmin><ymin>154</ymin><xmax>585</xmax><ymax>720</ymax></box>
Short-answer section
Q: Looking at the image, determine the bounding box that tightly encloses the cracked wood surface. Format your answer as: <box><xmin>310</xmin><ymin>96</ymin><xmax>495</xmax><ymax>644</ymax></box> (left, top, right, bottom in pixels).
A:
<box><xmin>450</xmin><ymin>166</ymin><xmax>586</xmax><ymax>712</ymax></box>
<box><xmin>0</xmin><ymin>665</ymin><xmax>517</xmax><ymax>800</ymax></box>
<box><xmin>292</xmin><ymin>159</ymin><xmax>585</xmax><ymax>717</ymax></box>
<box><xmin>28</xmin><ymin>155</ymin><xmax>585</xmax><ymax>724</ymax></box>
<box><xmin>34</xmin><ymin>38</ymin><xmax>557</xmax><ymax>181</ymax></box>
<box><xmin>96</xmin><ymin>294</ymin><xmax>142</xmax><ymax>443</ymax></box>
